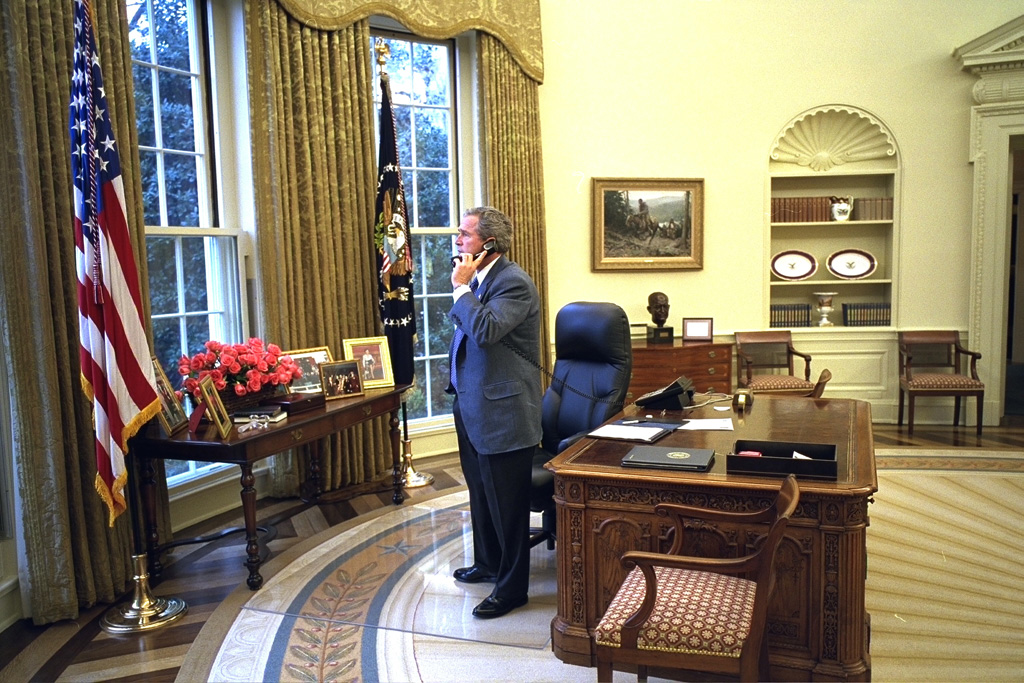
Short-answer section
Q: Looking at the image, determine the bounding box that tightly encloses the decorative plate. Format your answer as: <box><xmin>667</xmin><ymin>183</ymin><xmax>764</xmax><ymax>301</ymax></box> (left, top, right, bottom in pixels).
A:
<box><xmin>771</xmin><ymin>250</ymin><xmax>818</xmax><ymax>281</ymax></box>
<box><xmin>827</xmin><ymin>249</ymin><xmax>877</xmax><ymax>279</ymax></box>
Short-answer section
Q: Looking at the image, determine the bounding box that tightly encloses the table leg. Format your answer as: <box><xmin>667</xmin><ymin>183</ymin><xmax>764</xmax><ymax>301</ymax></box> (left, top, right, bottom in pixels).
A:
<box><xmin>301</xmin><ymin>440</ymin><xmax>322</xmax><ymax>503</ymax></box>
<box><xmin>390</xmin><ymin>407</ymin><xmax>404</xmax><ymax>504</ymax></box>
<box><xmin>239</xmin><ymin>463</ymin><xmax>262</xmax><ymax>590</ymax></box>
<box><xmin>138</xmin><ymin>456</ymin><xmax>163</xmax><ymax>579</ymax></box>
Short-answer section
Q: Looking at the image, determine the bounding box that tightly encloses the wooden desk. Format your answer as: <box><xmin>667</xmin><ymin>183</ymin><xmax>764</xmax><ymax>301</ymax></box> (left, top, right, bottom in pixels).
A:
<box><xmin>629</xmin><ymin>339</ymin><xmax>733</xmax><ymax>398</ymax></box>
<box><xmin>131</xmin><ymin>385</ymin><xmax>409</xmax><ymax>590</ymax></box>
<box><xmin>548</xmin><ymin>395</ymin><xmax>876</xmax><ymax>681</ymax></box>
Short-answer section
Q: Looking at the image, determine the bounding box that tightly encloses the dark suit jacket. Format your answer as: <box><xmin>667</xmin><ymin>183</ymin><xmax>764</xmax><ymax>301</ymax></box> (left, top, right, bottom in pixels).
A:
<box><xmin>447</xmin><ymin>256</ymin><xmax>542</xmax><ymax>454</ymax></box>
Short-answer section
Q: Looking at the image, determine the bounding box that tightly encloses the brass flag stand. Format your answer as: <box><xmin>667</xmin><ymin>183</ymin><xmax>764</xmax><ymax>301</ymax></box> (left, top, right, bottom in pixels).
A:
<box><xmin>100</xmin><ymin>457</ymin><xmax>187</xmax><ymax>633</ymax></box>
<box><xmin>401</xmin><ymin>401</ymin><xmax>433</xmax><ymax>488</ymax></box>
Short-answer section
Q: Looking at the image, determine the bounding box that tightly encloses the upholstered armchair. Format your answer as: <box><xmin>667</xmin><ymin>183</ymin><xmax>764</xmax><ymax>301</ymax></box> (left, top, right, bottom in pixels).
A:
<box><xmin>898</xmin><ymin>330</ymin><xmax>984</xmax><ymax>435</ymax></box>
<box><xmin>594</xmin><ymin>475</ymin><xmax>800</xmax><ymax>682</ymax></box>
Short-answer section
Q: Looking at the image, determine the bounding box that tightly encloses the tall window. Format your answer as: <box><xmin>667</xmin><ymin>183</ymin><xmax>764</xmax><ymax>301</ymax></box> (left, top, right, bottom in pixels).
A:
<box><xmin>128</xmin><ymin>0</ymin><xmax>242</xmax><ymax>482</ymax></box>
<box><xmin>372</xmin><ymin>32</ymin><xmax>459</xmax><ymax>422</ymax></box>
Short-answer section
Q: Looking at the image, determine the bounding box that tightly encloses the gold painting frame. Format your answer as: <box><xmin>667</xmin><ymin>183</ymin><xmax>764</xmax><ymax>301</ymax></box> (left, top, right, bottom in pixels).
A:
<box><xmin>592</xmin><ymin>177</ymin><xmax>704</xmax><ymax>271</ymax></box>
<box><xmin>152</xmin><ymin>356</ymin><xmax>188</xmax><ymax>434</ymax></box>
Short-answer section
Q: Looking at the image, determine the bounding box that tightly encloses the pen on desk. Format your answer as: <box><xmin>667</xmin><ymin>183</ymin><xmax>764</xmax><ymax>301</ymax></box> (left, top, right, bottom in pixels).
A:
<box><xmin>621</xmin><ymin>419</ymin><xmax>646</xmax><ymax>424</ymax></box>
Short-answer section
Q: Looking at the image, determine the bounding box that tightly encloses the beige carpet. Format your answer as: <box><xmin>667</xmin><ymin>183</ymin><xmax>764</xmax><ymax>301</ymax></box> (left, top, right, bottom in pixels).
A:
<box><xmin>179</xmin><ymin>450</ymin><xmax>1024</xmax><ymax>682</ymax></box>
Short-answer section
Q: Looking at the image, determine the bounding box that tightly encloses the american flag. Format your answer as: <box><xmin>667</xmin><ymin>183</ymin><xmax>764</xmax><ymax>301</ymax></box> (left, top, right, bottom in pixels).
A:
<box><xmin>71</xmin><ymin>0</ymin><xmax>160</xmax><ymax>526</ymax></box>
<box><xmin>374</xmin><ymin>53</ymin><xmax>416</xmax><ymax>386</ymax></box>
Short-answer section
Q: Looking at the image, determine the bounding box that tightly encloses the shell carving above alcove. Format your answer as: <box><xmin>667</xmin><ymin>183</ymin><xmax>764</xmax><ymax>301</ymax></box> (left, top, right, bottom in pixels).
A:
<box><xmin>770</xmin><ymin>106</ymin><xmax>897</xmax><ymax>172</ymax></box>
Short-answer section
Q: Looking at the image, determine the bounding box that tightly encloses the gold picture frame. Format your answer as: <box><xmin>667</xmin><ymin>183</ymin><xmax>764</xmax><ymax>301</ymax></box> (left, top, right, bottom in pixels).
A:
<box><xmin>592</xmin><ymin>177</ymin><xmax>704</xmax><ymax>271</ymax></box>
<box><xmin>152</xmin><ymin>356</ymin><xmax>188</xmax><ymax>434</ymax></box>
<box><xmin>342</xmin><ymin>336</ymin><xmax>394</xmax><ymax>389</ymax></box>
<box><xmin>319</xmin><ymin>360</ymin><xmax>364</xmax><ymax>400</ymax></box>
<box><xmin>198</xmin><ymin>375</ymin><xmax>232</xmax><ymax>438</ymax></box>
<box><xmin>283</xmin><ymin>345</ymin><xmax>334</xmax><ymax>394</ymax></box>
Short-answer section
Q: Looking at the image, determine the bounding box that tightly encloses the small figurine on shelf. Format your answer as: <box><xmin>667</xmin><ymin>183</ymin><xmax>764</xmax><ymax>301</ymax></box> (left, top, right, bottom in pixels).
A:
<box><xmin>646</xmin><ymin>291</ymin><xmax>673</xmax><ymax>343</ymax></box>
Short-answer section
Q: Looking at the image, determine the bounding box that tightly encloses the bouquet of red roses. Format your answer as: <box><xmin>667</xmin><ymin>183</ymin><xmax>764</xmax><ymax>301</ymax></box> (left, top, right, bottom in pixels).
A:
<box><xmin>178</xmin><ymin>338</ymin><xmax>301</xmax><ymax>400</ymax></box>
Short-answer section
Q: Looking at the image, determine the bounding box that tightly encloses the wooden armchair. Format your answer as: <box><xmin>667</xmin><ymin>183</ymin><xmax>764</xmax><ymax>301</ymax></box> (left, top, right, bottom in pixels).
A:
<box><xmin>898</xmin><ymin>330</ymin><xmax>984</xmax><ymax>435</ymax></box>
<box><xmin>735</xmin><ymin>331</ymin><xmax>815</xmax><ymax>394</ymax></box>
<box><xmin>594</xmin><ymin>475</ymin><xmax>800</xmax><ymax>683</ymax></box>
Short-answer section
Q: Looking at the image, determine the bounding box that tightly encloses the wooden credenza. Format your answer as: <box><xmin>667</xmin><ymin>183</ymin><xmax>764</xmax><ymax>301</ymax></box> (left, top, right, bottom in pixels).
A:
<box><xmin>546</xmin><ymin>395</ymin><xmax>876</xmax><ymax>681</ymax></box>
<box><xmin>629</xmin><ymin>339</ymin><xmax>732</xmax><ymax>398</ymax></box>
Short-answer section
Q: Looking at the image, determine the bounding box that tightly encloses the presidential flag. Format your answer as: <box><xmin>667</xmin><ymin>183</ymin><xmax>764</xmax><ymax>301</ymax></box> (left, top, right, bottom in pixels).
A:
<box><xmin>72</xmin><ymin>0</ymin><xmax>161</xmax><ymax>525</ymax></box>
<box><xmin>374</xmin><ymin>58</ymin><xmax>416</xmax><ymax>386</ymax></box>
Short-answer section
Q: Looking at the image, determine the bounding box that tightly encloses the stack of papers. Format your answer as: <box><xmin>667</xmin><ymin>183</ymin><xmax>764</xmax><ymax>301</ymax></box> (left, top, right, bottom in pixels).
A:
<box><xmin>588</xmin><ymin>424</ymin><xmax>670</xmax><ymax>443</ymax></box>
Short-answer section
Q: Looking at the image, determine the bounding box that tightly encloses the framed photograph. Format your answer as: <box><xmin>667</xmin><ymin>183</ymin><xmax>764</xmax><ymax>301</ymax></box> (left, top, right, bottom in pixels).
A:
<box><xmin>320</xmin><ymin>360</ymin><xmax>364</xmax><ymax>400</ymax></box>
<box><xmin>592</xmin><ymin>177</ymin><xmax>704</xmax><ymax>271</ymax></box>
<box><xmin>283</xmin><ymin>346</ymin><xmax>334</xmax><ymax>394</ymax></box>
<box><xmin>342</xmin><ymin>336</ymin><xmax>394</xmax><ymax>389</ymax></box>
<box><xmin>198</xmin><ymin>375</ymin><xmax>232</xmax><ymax>438</ymax></box>
<box><xmin>152</xmin><ymin>356</ymin><xmax>188</xmax><ymax>434</ymax></box>
<box><xmin>683</xmin><ymin>318</ymin><xmax>714</xmax><ymax>342</ymax></box>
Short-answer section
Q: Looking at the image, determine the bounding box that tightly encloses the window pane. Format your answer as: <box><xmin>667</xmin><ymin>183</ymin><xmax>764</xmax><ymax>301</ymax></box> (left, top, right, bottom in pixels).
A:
<box><xmin>185</xmin><ymin>315</ymin><xmax>211</xmax><ymax>357</ymax></box>
<box><xmin>415</xmin><ymin>171</ymin><xmax>450</xmax><ymax>227</ymax></box>
<box><xmin>394</xmin><ymin>105</ymin><xmax>412</xmax><ymax>167</ymax></box>
<box><xmin>412</xmin><ymin>42</ymin><xmax>449</xmax><ymax>106</ymax></box>
<box><xmin>146</xmin><ymin>236</ymin><xmax>178</xmax><ymax>314</ymax></box>
<box><xmin>126</xmin><ymin>0</ymin><xmax>151</xmax><ymax>63</ymax></box>
<box><xmin>133</xmin><ymin>64</ymin><xmax>155</xmax><ymax>146</ymax></box>
<box><xmin>159</xmin><ymin>71</ymin><xmax>195</xmax><ymax>151</ymax></box>
<box><xmin>403</xmin><ymin>369</ymin><xmax>426</xmax><ymax>419</ymax></box>
<box><xmin>139</xmin><ymin>151</ymin><xmax>160</xmax><ymax>225</ymax></box>
<box><xmin>382</xmin><ymin>39</ymin><xmax>412</xmax><ymax>104</ymax></box>
<box><xmin>164</xmin><ymin>153</ymin><xmax>199</xmax><ymax>226</ymax></box>
<box><xmin>153</xmin><ymin>0</ymin><xmax>190</xmax><ymax>71</ymax></box>
<box><xmin>181</xmin><ymin>236</ymin><xmax>209</xmax><ymax>310</ymax></box>
<box><xmin>425</xmin><ymin>294</ymin><xmax>453</xmax><ymax>356</ymax></box>
<box><xmin>423</xmin><ymin>234</ymin><xmax>458</xmax><ymax>291</ymax></box>
<box><xmin>164</xmin><ymin>459</ymin><xmax>190</xmax><ymax>478</ymax></box>
<box><xmin>152</xmin><ymin>317</ymin><xmax>182</xmax><ymax>383</ymax></box>
<box><xmin>414</xmin><ymin>109</ymin><xmax>449</xmax><ymax>168</ymax></box>
<box><xmin>428</xmin><ymin>356</ymin><xmax>451</xmax><ymax>416</ymax></box>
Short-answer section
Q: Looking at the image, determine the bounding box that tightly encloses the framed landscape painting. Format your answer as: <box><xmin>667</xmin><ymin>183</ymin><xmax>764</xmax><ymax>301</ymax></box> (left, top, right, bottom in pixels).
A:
<box><xmin>592</xmin><ymin>178</ymin><xmax>704</xmax><ymax>271</ymax></box>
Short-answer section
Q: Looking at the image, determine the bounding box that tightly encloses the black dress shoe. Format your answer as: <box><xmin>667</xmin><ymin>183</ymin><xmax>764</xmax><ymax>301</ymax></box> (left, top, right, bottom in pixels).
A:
<box><xmin>472</xmin><ymin>595</ymin><xmax>528</xmax><ymax>619</ymax></box>
<box><xmin>453</xmin><ymin>566</ymin><xmax>496</xmax><ymax>583</ymax></box>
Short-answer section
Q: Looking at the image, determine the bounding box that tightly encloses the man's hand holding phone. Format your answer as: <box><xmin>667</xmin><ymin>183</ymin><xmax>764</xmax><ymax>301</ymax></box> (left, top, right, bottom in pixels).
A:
<box><xmin>451</xmin><ymin>251</ymin><xmax>485</xmax><ymax>288</ymax></box>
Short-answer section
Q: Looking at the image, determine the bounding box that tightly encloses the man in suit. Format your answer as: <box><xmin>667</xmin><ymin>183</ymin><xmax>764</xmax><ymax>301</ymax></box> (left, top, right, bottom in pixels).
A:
<box><xmin>447</xmin><ymin>206</ymin><xmax>542</xmax><ymax>619</ymax></box>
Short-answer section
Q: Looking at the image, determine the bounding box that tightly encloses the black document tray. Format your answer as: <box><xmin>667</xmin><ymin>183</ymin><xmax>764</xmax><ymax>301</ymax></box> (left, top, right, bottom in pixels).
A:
<box><xmin>728</xmin><ymin>439</ymin><xmax>837</xmax><ymax>480</ymax></box>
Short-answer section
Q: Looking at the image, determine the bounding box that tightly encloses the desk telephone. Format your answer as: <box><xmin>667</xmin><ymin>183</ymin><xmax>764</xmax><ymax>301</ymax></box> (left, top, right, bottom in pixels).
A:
<box><xmin>634</xmin><ymin>376</ymin><xmax>695</xmax><ymax>410</ymax></box>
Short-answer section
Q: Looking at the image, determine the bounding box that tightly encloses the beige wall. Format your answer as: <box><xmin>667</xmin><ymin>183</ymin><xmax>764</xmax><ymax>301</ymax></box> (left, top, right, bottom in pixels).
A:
<box><xmin>537</xmin><ymin>0</ymin><xmax>1024</xmax><ymax>334</ymax></box>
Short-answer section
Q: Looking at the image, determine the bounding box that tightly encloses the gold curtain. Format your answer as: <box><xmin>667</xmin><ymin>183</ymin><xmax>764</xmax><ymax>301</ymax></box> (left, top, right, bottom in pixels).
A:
<box><xmin>274</xmin><ymin>0</ymin><xmax>543</xmax><ymax>83</ymax></box>
<box><xmin>0</xmin><ymin>0</ymin><xmax>171</xmax><ymax>623</ymax></box>
<box><xmin>478</xmin><ymin>33</ymin><xmax>551</xmax><ymax>373</ymax></box>
<box><xmin>245</xmin><ymin>2</ymin><xmax>390</xmax><ymax>495</ymax></box>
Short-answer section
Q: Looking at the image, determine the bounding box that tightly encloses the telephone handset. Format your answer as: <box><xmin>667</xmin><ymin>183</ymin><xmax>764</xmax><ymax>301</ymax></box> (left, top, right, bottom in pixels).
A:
<box><xmin>451</xmin><ymin>239</ymin><xmax>496</xmax><ymax>267</ymax></box>
<box><xmin>634</xmin><ymin>376</ymin><xmax>695</xmax><ymax>410</ymax></box>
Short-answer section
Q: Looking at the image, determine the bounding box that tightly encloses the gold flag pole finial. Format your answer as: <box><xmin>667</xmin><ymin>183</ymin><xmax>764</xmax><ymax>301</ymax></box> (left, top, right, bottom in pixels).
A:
<box><xmin>374</xmin><ymin>39</ymin><xmax>390</xmax><ymax>74</ymax></box>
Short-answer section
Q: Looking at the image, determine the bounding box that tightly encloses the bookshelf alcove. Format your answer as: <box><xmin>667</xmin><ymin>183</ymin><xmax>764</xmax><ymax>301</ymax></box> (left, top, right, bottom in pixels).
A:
<box><xmin>767</xmin><ymin>105</ymin><xmax>901</xmax><ymax>329</ymax></box>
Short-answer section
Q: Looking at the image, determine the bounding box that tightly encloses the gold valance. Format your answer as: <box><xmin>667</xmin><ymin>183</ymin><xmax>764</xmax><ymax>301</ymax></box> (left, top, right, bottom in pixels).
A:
<box><xmin>274</xmin><ymin>0</ymin><xmax>543</xmax><ymax>82</ymax></box>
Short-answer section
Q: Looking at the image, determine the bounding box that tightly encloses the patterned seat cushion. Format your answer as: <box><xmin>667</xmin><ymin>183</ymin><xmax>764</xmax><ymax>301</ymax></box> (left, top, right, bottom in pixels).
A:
<box><xmin>746</xmin><ymin>374</ymin><xmax>814</xmax><ymax>392</ymax></box>
<box><xmin>903</xmin><ymin>372</ymin><xmax>983</xmax><ymax>390</ymax></box>
<box><xmin>594</xmin><ymin>566</ymin><xmax>757</xmax><ymax>658</ymax></box>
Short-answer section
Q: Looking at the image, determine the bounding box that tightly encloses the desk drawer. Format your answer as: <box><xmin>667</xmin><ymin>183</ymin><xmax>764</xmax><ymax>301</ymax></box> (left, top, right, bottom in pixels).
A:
<box><xmin>630</xmin><ymin>341</ymin><xmax>733</xmax><ymax>397</ymax></box>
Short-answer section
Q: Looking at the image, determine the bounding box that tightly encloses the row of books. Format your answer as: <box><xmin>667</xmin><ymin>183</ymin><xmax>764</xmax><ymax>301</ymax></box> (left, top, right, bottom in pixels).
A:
<box><xmin>771</xmin><ymin>196</ymin><xmax>832</xmax><ymax>223</ymax></box>
<box><xmin>770</xmin><ymin>302</ymin><xmax>892</xmax><ymax>327</ymax></box>
<box><xmin>770</xmin><ymin>303</ymin><xmax>812</xmax><ymax>328</ymax></box>
<box><xmin>770</xmin><ymin>196</ymin><xmax>893</xmax><ymax>222</ymax></box>
<box><xmin>842</xmin><ymin>302</ymin><xmax>891</xmax><ymax>327</ymax></box>
<box><xmin>850</xmin><ymin>197</ymin><xmax>893</xmax><ymax>221</ymax></box>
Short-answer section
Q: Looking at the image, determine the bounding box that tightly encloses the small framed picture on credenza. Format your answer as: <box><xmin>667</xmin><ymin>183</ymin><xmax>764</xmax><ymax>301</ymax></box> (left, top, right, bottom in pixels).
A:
<box><xmin>682</xmin><ymin>318</ymin><xmax>714</xmax><ymax>342</ymax></box>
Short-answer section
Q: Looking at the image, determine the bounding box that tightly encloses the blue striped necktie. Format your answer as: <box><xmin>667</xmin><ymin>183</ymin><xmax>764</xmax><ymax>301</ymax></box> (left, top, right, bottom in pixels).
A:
<box><xmin>450</xmin><ymin>277</ymin><xmax>478</xmax><ymax>390</ymax></box>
